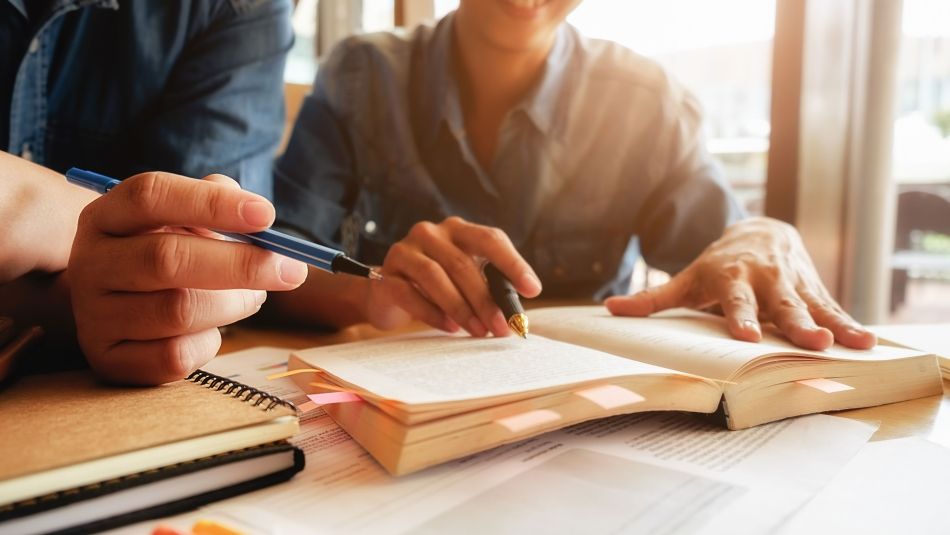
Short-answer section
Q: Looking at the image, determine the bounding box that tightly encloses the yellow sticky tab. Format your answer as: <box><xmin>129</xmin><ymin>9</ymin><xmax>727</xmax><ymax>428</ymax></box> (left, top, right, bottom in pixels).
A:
<box><xmin>191</xmin><ymin>519</ymin><xmax>245</xmax><ymax>535</ymax></box>
<box><xmin>575</xmin><ymin>384</ymin><xmax>645</xmax><ymax>409</ymax></box>
<box><xmin>266</xmin><ymin>368</ymin><xmax>324</xmax><ymax>381</ymax></box>
<box><xmin>495</xmin><ymin>409</ymin><xmax>561</xmax><ymax>433</ymax></box>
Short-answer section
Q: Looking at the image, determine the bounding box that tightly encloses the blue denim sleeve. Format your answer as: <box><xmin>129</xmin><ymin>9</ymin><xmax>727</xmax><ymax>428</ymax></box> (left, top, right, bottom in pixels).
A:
<box><xmin>273</xmin><ymin>87</ymin><xmax>357</xmax><ymax>249</ymax></box>
<box><xmin>132</xmin><ymin>0</ymin><xmax>293</xmax><ymax>199</ymax></box>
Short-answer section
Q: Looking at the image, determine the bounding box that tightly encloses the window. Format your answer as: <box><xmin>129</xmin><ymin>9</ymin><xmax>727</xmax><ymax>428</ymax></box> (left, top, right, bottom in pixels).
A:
<box><xmin>888</xmin><ymin>0</ymin><xmax>950</xmax><ymax>322</ymax></box>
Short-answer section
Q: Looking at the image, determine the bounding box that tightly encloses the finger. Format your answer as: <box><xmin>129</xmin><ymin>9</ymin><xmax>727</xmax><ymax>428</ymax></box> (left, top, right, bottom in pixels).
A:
<box><xmin>414</xmin><ymin>233</ymin><xmax>508</xmax><ymax>336</ymax></box>
<box><xmin>83</xmin><ymin>232</ymin><xmax>307</xmax><ymax>291</ymax></box>
<box><xmin>799</xmin><ymin>289</ymin><xmax>877</xmax><ymax>349</ymax></box>
<box><xmin>763</xmin><ymin>282</ymin><xmax>833</xmax><ymax>350</ymax></box>
<box><xmin>717</xmin><ymin>279</ymin><xmax>762</xmax><ymax>342</ymax></box>
<box><xmin>92</xmin><ymin>289</ymin><xmax>267</xmax><ymax>341</ymax></box>
<box><xmin>87</xmin><ymin>172</ymin><xmax>275</xmax><ymax>236</ymax></box>
<box><xmin>379</xmin><ymin>274</ymin><xmax>458</xmax><ymax>333</ymax></box>
<box><xmin>605</xmin><ymin>273</ymin><xmax>691</xmax><ymax>317</ymax></box>
<box><xmin>87</xmin><ymin>328</ymin><xmax>222</xmax><ymax>385</ymax></box>
<box><xmin>444</xmin><ymin>218</ymin><xmax>542</xmax><ymax>298</ymax></box>
<box><xmin>385</xmin><ymin>241</ymin><xmax>485</xmax><ymax>336</ymax></box>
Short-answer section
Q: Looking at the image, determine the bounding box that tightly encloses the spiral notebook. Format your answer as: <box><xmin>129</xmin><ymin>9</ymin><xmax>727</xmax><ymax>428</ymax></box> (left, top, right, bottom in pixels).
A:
<box><xmin>0</xmin><ymin>369</ymin><xmax>303</xmax><ymax>533</ymax></box>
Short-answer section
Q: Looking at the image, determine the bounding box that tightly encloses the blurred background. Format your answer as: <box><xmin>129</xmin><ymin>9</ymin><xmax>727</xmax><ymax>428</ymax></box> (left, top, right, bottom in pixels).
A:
<box><xmin>283</xmin><ymin>0</ymin><xmax>950</xmax><ymax>325</ymax></box>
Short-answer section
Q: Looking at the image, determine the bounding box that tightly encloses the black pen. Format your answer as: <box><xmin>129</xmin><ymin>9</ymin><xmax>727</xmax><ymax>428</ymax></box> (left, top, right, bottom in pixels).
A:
<box><xmin>484</xmin><ymin>264</ymin><xmax>529</xmax><ymax>338</ymax></box>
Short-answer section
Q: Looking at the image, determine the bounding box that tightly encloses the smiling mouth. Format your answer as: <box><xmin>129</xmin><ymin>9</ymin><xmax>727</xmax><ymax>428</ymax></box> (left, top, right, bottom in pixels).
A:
<box><xmin>500</xmin><ymin>0</ymin><xmax>552</xmax><ymax>14</ymax></box>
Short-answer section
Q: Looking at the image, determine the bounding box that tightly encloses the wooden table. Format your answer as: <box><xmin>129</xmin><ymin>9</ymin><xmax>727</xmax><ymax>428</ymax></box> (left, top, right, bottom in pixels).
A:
<box><xmin>219</xmin><ymin>322</ymin><xmax>950</xmax><ymax>447</ymax></box>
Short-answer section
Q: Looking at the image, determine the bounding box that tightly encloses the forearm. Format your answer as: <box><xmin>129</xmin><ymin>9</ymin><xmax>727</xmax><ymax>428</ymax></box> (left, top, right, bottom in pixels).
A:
<box><xmin>0</xmin><ymin>152</ymin><xmax>97</xmax><ymax>280</ymax></box>
<box><xmin>260</xmin><ymin>267</ymin><xmax>371</xmax><ymax>328</ymax></box>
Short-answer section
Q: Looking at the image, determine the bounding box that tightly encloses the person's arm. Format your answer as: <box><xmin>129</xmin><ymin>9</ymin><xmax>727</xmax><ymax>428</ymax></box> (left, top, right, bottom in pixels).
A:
<box><xmin>0</xmin><ymin>151</ymin><xmax>97</xmax><ymax>282</ymax></box>
<box><xmin>129</xmin><ymin>0</ymin><xmax>293</xmax><ymax>195</ymax></box>
<box><xmin>605</xmin><ymin>89</ymin><xmax>875</xmax><ymax>350</ymax></box>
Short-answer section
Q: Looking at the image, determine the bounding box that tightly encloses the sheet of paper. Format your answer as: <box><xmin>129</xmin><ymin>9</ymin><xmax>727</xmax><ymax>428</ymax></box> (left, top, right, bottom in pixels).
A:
<box><xmin>293</xmin><ymin>332</ymin><xmax>681</xmax><ymax>405</ymax></box>
<box><xmin>530</xmin><ymin>306</ymin><xmax>925</xmax><ymax>381</ymax></box>
<box><xmin>109</xmin><ymin>348</ymin><xmax>877</xmax><ymax>535</ymax></box>
<box><xmin>780</xmin><ymin>437</ymin><xmax>950</xmax><ymax>534</ymax></box>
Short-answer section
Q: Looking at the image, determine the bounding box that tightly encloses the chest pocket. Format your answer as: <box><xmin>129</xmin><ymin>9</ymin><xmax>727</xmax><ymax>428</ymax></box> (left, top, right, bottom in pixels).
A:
<box><xmin>528</xmin><ymin>231</ymin><xmax>633</xmax><ymax>299</ymax></box>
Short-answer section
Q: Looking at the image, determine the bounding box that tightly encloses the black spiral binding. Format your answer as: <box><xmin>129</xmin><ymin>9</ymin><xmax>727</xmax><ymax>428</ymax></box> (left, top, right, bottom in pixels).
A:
<box><xmin>186</xmin><ymin>370</ymin><xmax>296</xmax><ymax>412</ymax></box>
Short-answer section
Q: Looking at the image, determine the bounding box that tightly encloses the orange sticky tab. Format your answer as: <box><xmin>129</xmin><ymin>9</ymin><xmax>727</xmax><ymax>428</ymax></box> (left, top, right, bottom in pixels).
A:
<box><xmin>796</xmin><ymin>378</ymin><xmax>854</xmax><ymax>393</ymax></box>
<box><xmin>307</xmin><ymin>392</ymin><xmax>362</xmax><ymax>405</ymax></box>
<box><xmin>192</xmin><ymin>519</ymin><xmax>245</xmax><ymax>535</ymax></box>
<box><xmin>575</xmin><ymin>384</ymin><xmax>645</xmax><ymax>409</ymax></box>
<box><xmin>495</xmin><ymin>409</ymin><xmax>561</xmax><ymax>433</ymax></box>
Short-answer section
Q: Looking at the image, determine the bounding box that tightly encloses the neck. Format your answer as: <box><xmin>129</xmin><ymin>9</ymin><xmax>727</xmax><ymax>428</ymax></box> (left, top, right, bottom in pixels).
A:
<box><xmin>451</xmin><ymin>18</ymin><xmax>554</xmax><ymax>115</ymax></box>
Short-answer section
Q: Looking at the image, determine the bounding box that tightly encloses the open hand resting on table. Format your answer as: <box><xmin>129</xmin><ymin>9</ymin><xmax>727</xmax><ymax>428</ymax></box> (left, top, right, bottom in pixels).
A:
<box><xmin>364</xmin><ymin>217</ymin><xmax>542</xmax><ymax>337</ymax></box>
<box><xmin>606</xmin><ymin>217</ymin><xmax>877</xmax><ymax>351</ymax></box>
<box><xmin>68</xmin><ymin>172</ymin><xmax>308</xmax><ymax>385</ymax></box>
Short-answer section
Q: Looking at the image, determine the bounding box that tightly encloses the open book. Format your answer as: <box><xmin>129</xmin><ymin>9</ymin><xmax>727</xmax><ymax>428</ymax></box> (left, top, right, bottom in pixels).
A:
<box><xmin>287</xmin><ymin>306</ymin><xmax>943</xmax><ymax>475</ymax></box>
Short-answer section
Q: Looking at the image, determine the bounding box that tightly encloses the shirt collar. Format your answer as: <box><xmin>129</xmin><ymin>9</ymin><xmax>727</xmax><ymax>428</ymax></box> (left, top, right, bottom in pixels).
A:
<box><xmin>421</xmin><ymin>15</ymin><xmax>576</xmax><ymax>144</ymax></box>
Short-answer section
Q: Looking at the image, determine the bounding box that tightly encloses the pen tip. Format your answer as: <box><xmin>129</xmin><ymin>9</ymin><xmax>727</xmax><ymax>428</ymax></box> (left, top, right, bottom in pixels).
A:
<box><xmin>369</xmin><ymin>269</ymin><xmax>384</xmax><ymax>281</ymax></box>
<box><xmin>508</xmin><ymin>314</ymin><xmax>529</xmax><ymax>339</ymax></box>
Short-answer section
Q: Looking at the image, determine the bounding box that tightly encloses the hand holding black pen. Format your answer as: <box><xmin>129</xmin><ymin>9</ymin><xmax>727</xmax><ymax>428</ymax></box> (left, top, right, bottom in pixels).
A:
<box><xmin>363</xmin><ymin>217</ymin><xmax>542</xmax><ymax>337</ymax></box>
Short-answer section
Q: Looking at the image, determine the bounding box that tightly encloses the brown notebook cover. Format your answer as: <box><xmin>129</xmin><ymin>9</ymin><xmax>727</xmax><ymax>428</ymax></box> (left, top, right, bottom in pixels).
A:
<box><xmin>0</xmin><ymin>370</ymin><xmax>298</xmax><ymax>502</ymax></box>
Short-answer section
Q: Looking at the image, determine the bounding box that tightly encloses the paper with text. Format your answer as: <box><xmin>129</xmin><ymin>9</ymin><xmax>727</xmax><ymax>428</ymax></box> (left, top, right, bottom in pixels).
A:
<box><xmin>293</xmin><ymin>333</ymin><xmax>681</xmax><ymax>405</ymax></box>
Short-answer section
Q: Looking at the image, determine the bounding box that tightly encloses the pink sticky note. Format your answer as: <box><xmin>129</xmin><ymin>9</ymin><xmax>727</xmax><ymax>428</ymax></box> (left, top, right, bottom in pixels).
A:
<box><xmin>495</xmin><ymin>409</ymin><xmax>561</xmax><ymax>433</ymax></box>
<box><xmin>575</xmin><ymin>384</ymin><xmax>646</xmax><ymax>409</ymax></box>
<box><xmin>796</xmin><ymin>378</ymin><xmax>854</xmax><ymax>393</ymax></box>
<box><xmin>307</xmin><ymin>392</ymin><xmax>363</xmax><ymax>405</ymax></box>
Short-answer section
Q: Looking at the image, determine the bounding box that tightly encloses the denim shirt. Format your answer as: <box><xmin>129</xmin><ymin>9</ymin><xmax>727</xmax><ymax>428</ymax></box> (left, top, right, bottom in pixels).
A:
<box><xmin>275</xmin><ymin>14</ymin><xmax>744</xmax><ymax>299</ymax></box>
<box><xmin>1</xmin><ymin>0</ymin><xmax>293</xmax><ymax>197</ymax></box>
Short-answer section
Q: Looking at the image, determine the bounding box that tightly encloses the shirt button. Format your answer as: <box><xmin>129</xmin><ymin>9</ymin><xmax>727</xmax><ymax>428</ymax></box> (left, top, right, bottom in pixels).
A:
<box><xmin>364</xmin><ymin>220</ymin><xmax>377</xmax><ymax>234</ymax></box>
<box><xmin>21</xmin><ymin>144</ymin><xmax>33</xmax><ymax>161</ymax></box>
<box><xmin>28</xmin><ymin>38</ymin><xmax>39</xmax><ymax>54</ymax></box>
<box><xmin>553</xmin><ymin>266</ymin><xmax>565</xmax><ymax>278</ymax></box>
<box><xmin>592</xmin><ymin>261</ymin><xmax>603</xmax><ymax>274</ymax></box>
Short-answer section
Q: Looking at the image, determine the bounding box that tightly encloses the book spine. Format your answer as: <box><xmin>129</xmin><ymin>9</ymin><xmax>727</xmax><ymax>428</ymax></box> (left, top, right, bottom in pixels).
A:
<box><xmin>186</xmin><ymin>370</ymin><xmax>296</xmax><ymax>412</ymax></box>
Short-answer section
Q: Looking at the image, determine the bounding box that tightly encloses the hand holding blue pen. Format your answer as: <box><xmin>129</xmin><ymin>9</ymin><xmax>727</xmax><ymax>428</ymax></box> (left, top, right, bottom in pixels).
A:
<box><xmin>66</xmin><ymin>168</ymin><xmax>381</xmax><ymax>280</ymax></box>
<box><xmin>65</xmin><ymin>170</ymin><xmax>373</xmax><ymax>385</ymax></box>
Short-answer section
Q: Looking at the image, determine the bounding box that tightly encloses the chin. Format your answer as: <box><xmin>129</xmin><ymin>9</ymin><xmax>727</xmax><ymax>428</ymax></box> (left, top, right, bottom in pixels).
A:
<box><xmin>458</xmin><ymin>0</ymin><xmax>577</xmax><ymax>52</ymax></box>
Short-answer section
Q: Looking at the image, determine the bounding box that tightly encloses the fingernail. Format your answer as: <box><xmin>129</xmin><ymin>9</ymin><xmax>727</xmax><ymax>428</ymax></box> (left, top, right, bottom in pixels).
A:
<box><xmin>241</xmin><ymin>200</ymin><xmax>274</xmax><ymax>227</ymax></box>
<box><xmin>468</xmin><ymin>318</ymin><xmax>487</xmax><ymax>337</ymax></box>
<box><xmin>254</xmin><ymin>290</ymin><xmax>267</xmax><ymax>307</ymax></box>
<box><xmin>743</xmin><ymin>319</ymin><xmax>761</xmax><ymax>335</ymax></box>
<box><xmin>519</xmin><ymin>272</ymin><xmax>542</xmax><ymax>294</ymax></box>
<box><xmin>278</xmin><ymin>258</ymin><xmax>308</xmax><ymax>285</ymax></box>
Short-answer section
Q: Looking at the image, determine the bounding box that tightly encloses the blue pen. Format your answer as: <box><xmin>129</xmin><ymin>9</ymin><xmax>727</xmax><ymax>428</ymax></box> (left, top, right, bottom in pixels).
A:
<box><xmin>65</xmin><ymin>168</ymin><xmax>382</xmax><ymax>280</ymax></box>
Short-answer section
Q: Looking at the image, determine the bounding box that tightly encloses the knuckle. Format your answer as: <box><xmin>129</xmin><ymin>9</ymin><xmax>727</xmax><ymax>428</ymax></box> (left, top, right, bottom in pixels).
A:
<box><xmin>777</xmin><ymin>297</ymin><xmax>805</xmax><ymax>311</ymax></box>
<box><xmin>385</xmin><ymin>242</ymin><xmax>410</xmax><ymax>266</ymax></box>
<box><xmin>409</xmin><ymin>221</ymin><xmax>438</xmax><ymax>241</ymax></box>
<box><xmin>443</xmin><ymin>216</ymin><xmax>466</xmax><ymax>229</ymax></box>
<box><xmin>163</xmin><ymin>288</ymin><xmax>199</xmax><ymax>331</ymax></box>
<box><xmin>124</xmin><ymin>172</ymin><xmax>165</xmax><ymax>214</ymax></box>
<box><xmin>148</xmin><ymin>235</ymin><xmax>187</xmax><ymax>284</ymax></box>
<box><xmin>448</xmin><ymin>253</ymin><xmax>476</xmax><ymax>275</ymax></box>
<box><xmin>726</xmin><ymin>292</ymin><xmax>751</xmax><ymax>307</ymax></box>
<box><xmin>720</xmin><ymin>262</ymin><xmax>745</xmax><ymax>280</ymax></box>
<box><xmin>418</xmin><ymin>259</ymin><xmax>443</xmax><ymax>282</ymax></box>
<box><xmin>238</xmin><ymin>247</ymin><xmax>264</xmax><ymax>285</ymax></box>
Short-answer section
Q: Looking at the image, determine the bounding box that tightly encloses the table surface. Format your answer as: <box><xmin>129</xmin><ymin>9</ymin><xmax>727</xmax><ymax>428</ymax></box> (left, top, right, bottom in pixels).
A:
<box><xmin>219</xmin><ymin>321</ymin><xmax>950</xmax><ymax>448</ymax></box>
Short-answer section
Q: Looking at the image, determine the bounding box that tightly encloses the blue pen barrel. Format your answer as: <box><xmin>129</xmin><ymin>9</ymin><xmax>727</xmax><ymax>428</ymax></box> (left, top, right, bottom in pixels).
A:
<box><xmin>217</xmin><ymin>230</ymin><xmax>338</xmax><ymax>272</ymax></box>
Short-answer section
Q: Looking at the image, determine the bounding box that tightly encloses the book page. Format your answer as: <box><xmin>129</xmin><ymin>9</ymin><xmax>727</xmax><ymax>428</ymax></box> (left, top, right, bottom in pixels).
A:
<box><xmin>292</xmin><ymin>333</ymin><xmax>682</xmax><ymax>405</ymax></box>
<box><xmin>529</xmin><ymin>306</ymin><xmax>926</xmax><ymax>381</ymax></box>
<box><xmin>111</xmin><ymin>347</ymin><xmax>877</xmax><ymax>535</ymax></box>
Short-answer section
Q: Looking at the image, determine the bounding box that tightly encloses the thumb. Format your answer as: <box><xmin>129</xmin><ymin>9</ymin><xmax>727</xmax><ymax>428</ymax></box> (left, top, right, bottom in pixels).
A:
<box><xmin>605</xmin><ymin>273</ymin><xmax>691</xmax><ymax>317</ymax></box>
